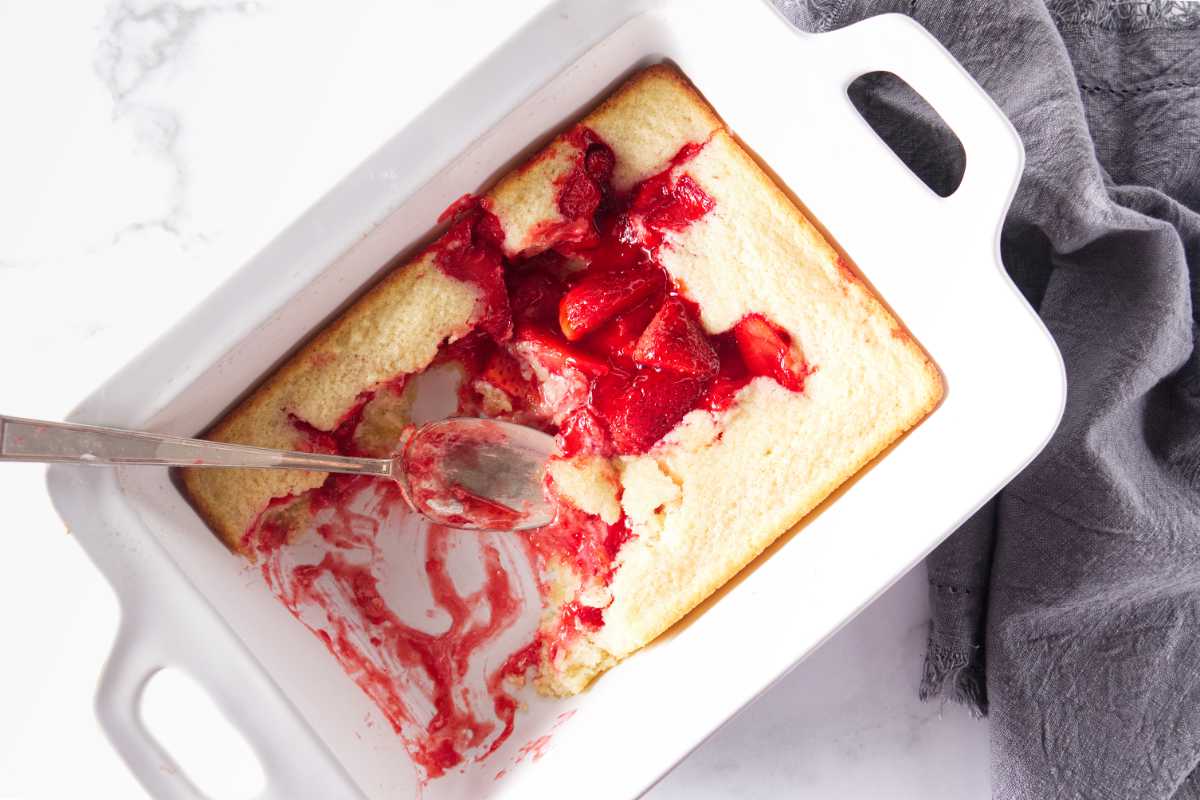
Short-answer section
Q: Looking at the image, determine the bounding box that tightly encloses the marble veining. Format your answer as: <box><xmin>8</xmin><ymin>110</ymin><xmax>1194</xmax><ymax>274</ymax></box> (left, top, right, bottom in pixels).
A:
<box><xmin>93</xmin><ymin>0</ymin><xmax>257</xmax><ymax>240</ymax></box>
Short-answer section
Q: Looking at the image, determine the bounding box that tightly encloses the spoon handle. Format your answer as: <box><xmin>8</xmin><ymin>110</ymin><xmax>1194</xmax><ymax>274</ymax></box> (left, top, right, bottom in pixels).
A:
<box><xmin>0</xmin><ymin>414</ymin><xmax>394</xmax><ymax>477</ymax></box>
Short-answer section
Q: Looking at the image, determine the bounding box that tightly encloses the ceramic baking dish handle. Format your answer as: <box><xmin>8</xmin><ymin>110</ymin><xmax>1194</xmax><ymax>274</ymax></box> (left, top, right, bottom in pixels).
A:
<box><xmin>95</xmin><ymin>582</ymin><xmax>361</xmax><ymax>800</ymax></box>
<box><xmin>813</xmin><ymin>12</ymin><xmax>1023</xmax><ymax>229</ymax></box>
<box><xmin>96</xmin><ymin>619</ymin><xmax>209</xmax><ymax>800</ymax></box>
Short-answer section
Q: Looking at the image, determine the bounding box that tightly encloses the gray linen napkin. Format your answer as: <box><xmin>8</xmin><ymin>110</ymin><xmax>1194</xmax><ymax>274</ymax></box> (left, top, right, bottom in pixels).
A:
<box><xmin>772</xmin><ymin>1</ymin><xmax>1200</xmax><ymax>797</ymax></box>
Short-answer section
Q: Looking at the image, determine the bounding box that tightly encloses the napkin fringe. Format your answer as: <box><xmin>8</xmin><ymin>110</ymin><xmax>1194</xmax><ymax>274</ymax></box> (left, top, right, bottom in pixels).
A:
<box><xmin>920</xmin><ymin>636</ymin><xmax>988</xmax><ymax>716</ymax></box>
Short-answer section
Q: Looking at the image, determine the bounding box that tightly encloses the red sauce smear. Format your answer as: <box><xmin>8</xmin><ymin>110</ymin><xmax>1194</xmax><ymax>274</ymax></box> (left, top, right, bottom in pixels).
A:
<box><xmin>248</xmin><ymin>476</ymin><xmax>533</xmax><ymax>778</ymax></box>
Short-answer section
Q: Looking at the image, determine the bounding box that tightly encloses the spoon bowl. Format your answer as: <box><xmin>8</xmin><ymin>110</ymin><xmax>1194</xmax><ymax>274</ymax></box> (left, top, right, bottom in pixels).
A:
<box><xmin>398</xmin><ymin>418</ymin><xmax>558</xmax><ymax>531</ymax></box>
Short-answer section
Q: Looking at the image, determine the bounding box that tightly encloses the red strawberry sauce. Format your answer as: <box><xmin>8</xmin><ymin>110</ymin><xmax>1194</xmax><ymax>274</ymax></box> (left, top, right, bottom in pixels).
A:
<box><xmin>248</xmin><ymin>477</ymin><xmax>534</xmax><ymax>779</ymax></box>
<box><xmin>244</xmin><ymin>127</ymin><xmax>812</xmax><ymax>782</ymax></box>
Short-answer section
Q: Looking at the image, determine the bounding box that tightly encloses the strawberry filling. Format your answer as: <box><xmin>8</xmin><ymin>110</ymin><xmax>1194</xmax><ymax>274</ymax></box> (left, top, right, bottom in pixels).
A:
<box><xmin>733</xmin><ymin>314</ymin><xmax>814</xmax><ymax>393</ymax></box>
<box><xmin>558</xmin><ymin>264</ymin><xmax>665</xmax><ymax>342</ymax></box>
<box><xmin>431</xmin><ymin>200</ymin><xmax>511</xmax><ymax>340</ymax></box>
<box><xmin>441</xmin><ymin>131</ymin><xmax>811</xmax><ymax>457</ymax></box>
<box><xmin>632</xmin><ymin>297</ymin><xmax>719</xmax><ymax>379</ymax></box>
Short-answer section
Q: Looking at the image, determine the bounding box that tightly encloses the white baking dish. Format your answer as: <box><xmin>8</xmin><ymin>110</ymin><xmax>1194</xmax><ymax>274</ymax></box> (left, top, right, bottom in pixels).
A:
<box><xmin>46</xmin><ymin>1</ymin><xmax>1063</xmax><ymax>798</ymax></box>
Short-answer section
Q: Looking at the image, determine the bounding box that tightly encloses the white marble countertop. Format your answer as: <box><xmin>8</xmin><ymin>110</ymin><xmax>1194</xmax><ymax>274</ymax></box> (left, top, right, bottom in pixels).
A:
<box><xmin>0</xmin><ymin>1</ymin><xmax>990</xmax><ymax>797</ymax></box>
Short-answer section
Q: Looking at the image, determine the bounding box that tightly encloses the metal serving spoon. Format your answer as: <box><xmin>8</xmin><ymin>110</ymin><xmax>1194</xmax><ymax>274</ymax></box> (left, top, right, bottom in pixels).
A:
<box><xmin>0</xmin><ymin>414</ymin><xmax>557</xmax><ymax>531</ymax></box>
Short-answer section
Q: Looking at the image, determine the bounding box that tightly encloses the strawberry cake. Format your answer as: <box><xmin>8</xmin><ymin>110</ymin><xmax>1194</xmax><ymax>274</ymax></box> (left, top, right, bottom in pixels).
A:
<box><xmin>183</xmin><ymin>64</ymin><xmax>942</xmax><ymax>773</ymax></box>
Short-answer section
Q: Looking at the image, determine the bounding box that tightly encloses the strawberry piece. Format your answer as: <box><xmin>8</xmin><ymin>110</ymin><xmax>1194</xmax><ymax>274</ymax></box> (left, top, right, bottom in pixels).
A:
<box><xmin>585</xmin><ymin>294</ymin><xmax>661</xmax><ymax>364</ymax></box>
<box><xmin>702</xmin><ymin>334</ymin><xmax>753</xmax><ymax>411</ymax></box>
<box><xmin>436</xmin><ymin>330</ymin><xmax>494</xmax><ymax>376</ymax></box>
<box><xmin>564</xmin><ymin>127</ymin><xmax>615</xmax><ymax>186</ymax></box>
<box><xmin>643</xmin><ymin>175</ymin><xmax>714</xmax><ymax>233</ymax></box>
<box><xmin>556</xmin><ymin>407</ymin><xmax>612</xmax><ymax>457</ymax></box>
<box><xmin>630</xmin><ymin>170</ymin><xmax>673</xmax><ymax>216</ymax></box>
<box><xmin>557</xmin><ymin>167</ymin><xmax>602</xmax><ymax>220</ymax></box>
<box><xmin>632</xmin><ymin>297</ymin><xmax>719</xmax><ymax>379</ymax></box>
<box><xmin>512</xmin><ymin>323</ymin><xmax>609</xmax><ymax>378</ymax></box>
<box><xmin>592</xmin><ymin>369</ymin><xmax>704</xmax><ymax>454</ymax></box>
<box><xmin>628</xmin><ymin>170</ymin><xmax>715</xmax><ymax>249</ymax></box>
<box><xmin>507</xmin><ymin>264</ymin><xmax>565</xmax><ymax>326</ymax></box>
<box><xmin>479</xmin><ymin>349</ymin><xmax>539</xmax><ymax>409</ymax></box>
<box><xmin>556</xmin><ymin>129</ymin><xmax>615</xmax><ymax>220</ymax></box>
<box><xmin>560</xmin><ymin>212</ymin><xmax>643</xmax><ymax>275</ymax></box>
<box><xmin>584</xmin><ymin>143</ymin><xmax>615</xmax><ymax>185</ymax></box>
<box><xmin>432</xmin><ymin>207</ymin><xmax>510</xmax><ymax>340</ymax></box>
<box><xmin>732</xmin><ymin>314</ymin><xmax>810</xmax><ymax>391</ymax></box>
<box><xmin>558</xmin><ymin>265</ymin><xmax>665</xmax><ymax>341</ymax></box>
